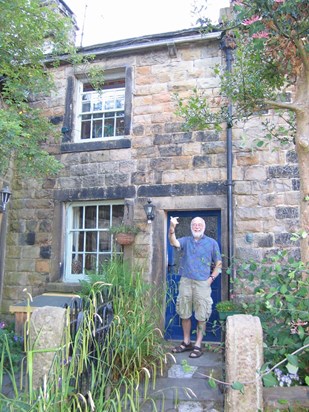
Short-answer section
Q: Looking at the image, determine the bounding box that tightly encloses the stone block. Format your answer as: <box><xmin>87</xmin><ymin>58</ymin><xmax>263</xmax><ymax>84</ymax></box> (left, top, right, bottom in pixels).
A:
<box><xmin>257</xmin><ymin>234</ymin><xmax>274</xmax><ymax>248</ymax></box>
<box><xmin>244</xmin><ymin>166</ymin><xmax>267</xmax><ymax>180</ymax></box>
<box><xmin>268</xmin><ymin>165</ymin><xmax>299</xmax><ymax>179</ymax></box>
<box><xmin>275</xmin><ymin>207</ymin><xmax>299</xmax><ymax>220</ymax></box>
<box><xmin>236</xmin><ymin>152</ymin><xmax>259</xmax><ymax>166</ymax></box>
<box><xmin>225</xmin><ymin>315</ymin><xmax>263</xmax><ymax>412</ymax></box>
<box><xmin>292</xmin><ymin>178</ymin><xmax>300</xmax><ymax>191</ymax></box>
<box><xmin>162</xmin><ymin>170</ymin><xmax>185</xmax><ymax>184</ymax></box>
<box><xmin>29</xmin><ymin>306</ymin><xmax>66</xmax><ymax>389</ymax></box>
<box><xmin>236</xmin><ymin>207</ymin><xmax>275</xmax><ymax>220</ymax></box>
<box><xmin>35</xmin><ymin>260</ymin><xmax>50</xmax><ymax>273</ymax></box>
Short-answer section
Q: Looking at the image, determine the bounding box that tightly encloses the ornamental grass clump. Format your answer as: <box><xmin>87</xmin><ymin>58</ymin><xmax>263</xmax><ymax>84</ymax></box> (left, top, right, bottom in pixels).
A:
<box><xmin>0</xmin><ymin>258</ymin><xmax>168</xmax><ymax>411</ymax></box>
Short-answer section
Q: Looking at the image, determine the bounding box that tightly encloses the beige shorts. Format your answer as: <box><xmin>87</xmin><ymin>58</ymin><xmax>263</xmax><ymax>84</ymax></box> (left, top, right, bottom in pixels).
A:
<box><xmin>176</xmin><ymin>277</ymin><xmax>213</xmax><ymax>322</ymax></box>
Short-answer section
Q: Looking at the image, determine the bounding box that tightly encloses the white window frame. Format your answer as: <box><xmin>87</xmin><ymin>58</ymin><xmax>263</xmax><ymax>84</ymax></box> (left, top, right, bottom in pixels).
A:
<box><xmin>64</xmin><ymin>201</ymin><xmax>124</xmax><ymax>282</ymax></box>
<box><xmin>74</xmin><ymin>72</ymin><xmax>126</xmax><ymax>143</ymax></box>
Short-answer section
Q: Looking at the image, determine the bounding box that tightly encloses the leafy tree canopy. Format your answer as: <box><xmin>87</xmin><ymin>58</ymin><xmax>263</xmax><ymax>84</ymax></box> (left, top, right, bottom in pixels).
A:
<box><xmin>0</xmin><ymin>0</ymin><xmax>75</xmax><ymax>177</ymax></box>
<box><xmin>176</xmin><ymin>0</ymin><xmax>309</xmax><ymax>263</ymax></box>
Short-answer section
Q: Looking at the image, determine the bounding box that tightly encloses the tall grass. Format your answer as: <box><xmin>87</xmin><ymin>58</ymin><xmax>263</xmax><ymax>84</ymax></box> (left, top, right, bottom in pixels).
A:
<box><xmin>0</xmin><ymin>258</ymin><xmax>168</xmax><ymax>411</ymax></box>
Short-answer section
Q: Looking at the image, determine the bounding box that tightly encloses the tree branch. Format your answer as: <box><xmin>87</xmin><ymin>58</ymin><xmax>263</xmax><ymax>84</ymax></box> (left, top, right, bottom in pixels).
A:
<box><xmin>263</xmin><ymin>99</ymin><xmax>299</xmax><ymax>112</ymax></box>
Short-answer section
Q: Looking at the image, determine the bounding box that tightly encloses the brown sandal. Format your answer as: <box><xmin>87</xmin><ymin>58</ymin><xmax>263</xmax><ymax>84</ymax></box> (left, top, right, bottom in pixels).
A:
<box><xmin>172</xmin><ymin>341</ymin><xmax>193</xmax><ymax>353</ymax></box>
<box><xmin>189</xmin><ymin>346</ymin><xmax>203</xmax><ymax>358</ymax></box>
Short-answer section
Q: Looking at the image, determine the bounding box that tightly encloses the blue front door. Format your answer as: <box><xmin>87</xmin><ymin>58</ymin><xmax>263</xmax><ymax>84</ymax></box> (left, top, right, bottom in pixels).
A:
<box><xmin>165</xmin><ymin>210</ymin><xmax>222</xmax><ymax>342</ymax></box>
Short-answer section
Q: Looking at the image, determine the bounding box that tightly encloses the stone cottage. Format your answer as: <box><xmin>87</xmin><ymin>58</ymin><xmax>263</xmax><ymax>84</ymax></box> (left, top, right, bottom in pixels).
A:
<box><xmin>0</xmin><ymin>18</ymin><xmax>300</xmax><ymax>341</ymax></box>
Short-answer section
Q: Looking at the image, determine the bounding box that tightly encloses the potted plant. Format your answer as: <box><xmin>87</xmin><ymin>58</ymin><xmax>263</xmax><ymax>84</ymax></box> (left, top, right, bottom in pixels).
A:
<box><xmin>110</xmin><ymin>223</ymin><xmax>140</xmax><ymax>245</ymax></box>
<box><xmin>216</xmin><ymin>300</ymin><xmax>245</xmax><ymax>321</ymax></box>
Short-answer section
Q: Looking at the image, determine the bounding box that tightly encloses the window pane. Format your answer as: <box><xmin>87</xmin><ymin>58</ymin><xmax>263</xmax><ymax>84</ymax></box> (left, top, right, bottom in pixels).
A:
<box><xmin>93</xmin><ymin>101</ymin><xmax>102</xmax><ymax>111</ymax></box>
<box><xmin>82</xmin><ymin>102</ymin><xmax>91</xmax><ymax>112</ymax></box>
<box><xmin>98</xmin><ymin>205</ymin><xmax>110</xmax><ymax>228</ymax></box>
<box><xmin>99</xmin><ymin>232</ymin><xmax>111</xmax><ymax>251</ymax></box>
<box><xmin>85</xmin><ymin>206</ymin><xmax>97</xmax><ymax>228</ymax></box>
<box><xmin>115</xmin><ymin>95</ymin><xmax>124</xmax><ymax>109</ymax></box>
<box><xmin>104</xmin><ymin>95</ymin><xmax>115</xmax><ymax>110</ymax></box>
<box><xmin>112</xmin><ymin>205</ymin><xmax>124</xmax><ymax>225</ymax></box>
<box><xmin>85</xmin><ymin>254</ymin><xmax>96</xmax><ymax>271</ymax></box>
<box><xmin>104</xmin><ymin>118</ymin><xmax>114</xmax><ymax>137</ymax></box>
<box><xmin>81</xmin><ymin>120</ymin><xmax>91</xmax><ymax>139</ymax></box>
<box><xmin>93</xmin><ymin>120</ymin><xmax>103</xmax><ymax>138</ymax></box>
<box><xmin>71</xmin><ymin>255</ymin><xmax>83</xmax><ymax>274</ymax></box>
<box><xmin>73</xmin><ymin>207</ymin><xmax>83</xmax><ymax>229</ymax></box>
<box><xmin>116</xmin><ymin>116</ymin><xmax>125</xmax><ymax>136</ymax></box>
<box><xmin>86</xmin><ymin>231</ymin><xmax>97</xmax><ymax>252</ymax></box>
<box><xmin>93</xmin><ymin>113</ymin><xmax>103</xmax><ymax>119</ymax></box>
<box><xmin>99</xmin><ymin>254</ymin><xmax>111</xmax><ymax>269</ymax></box>
<box><xmin>77</xmin><ymin>232</ymin><xmax>84</xmax><ymax>252</ymax></box>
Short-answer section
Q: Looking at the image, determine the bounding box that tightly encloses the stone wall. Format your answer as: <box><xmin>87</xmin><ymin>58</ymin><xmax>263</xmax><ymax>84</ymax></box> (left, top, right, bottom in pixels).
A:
<box><xmin>1</xmin><ymin>31</ymin><xmax>300</xmax><ymax>313</ymax></box>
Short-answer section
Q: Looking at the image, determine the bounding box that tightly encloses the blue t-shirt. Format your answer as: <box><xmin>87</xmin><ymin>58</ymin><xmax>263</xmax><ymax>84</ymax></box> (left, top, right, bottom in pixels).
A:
<box><xmin>177</xmin><ymin>235</ymin><xmax>221</xmax><ymax>281</ymax></box>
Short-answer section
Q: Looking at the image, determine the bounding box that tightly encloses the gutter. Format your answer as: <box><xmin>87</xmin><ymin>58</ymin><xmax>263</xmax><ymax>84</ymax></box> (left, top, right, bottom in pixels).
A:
<box><xmin>221</xmin><ymin>35</ymin><xmax>234</xmax><ymax>299</ymax></box>
<box><xmin>79</xmin><ymin>31</ymin><xmax>222</xmax><ymax>57</ymax></box>
<box><xmin>44</xmin><ymin>29</ymin><xmax>222</xmax><ymax>64</ymax></box>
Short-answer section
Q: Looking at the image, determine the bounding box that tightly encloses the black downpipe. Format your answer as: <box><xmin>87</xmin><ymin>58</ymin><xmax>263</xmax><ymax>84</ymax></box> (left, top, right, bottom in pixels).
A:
<box><xmin>221</xmin><ymin>35</ymin><xmax>234</xmax><ymax>299</ymax></box>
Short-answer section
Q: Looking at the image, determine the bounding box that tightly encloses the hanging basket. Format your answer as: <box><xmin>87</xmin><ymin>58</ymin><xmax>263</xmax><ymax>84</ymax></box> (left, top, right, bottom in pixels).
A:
<box><xmin>115</xmin><ymin>233</ymin><xmax>135</xmax><ymax>245</ymax></box>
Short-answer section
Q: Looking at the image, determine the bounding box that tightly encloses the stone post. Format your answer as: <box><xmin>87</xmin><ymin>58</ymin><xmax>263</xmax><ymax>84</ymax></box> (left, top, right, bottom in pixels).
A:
<box><xmin>224</xmin><ymin>314</ymin><xmax>264</xmax><ymax>411</ymax></box>
<box><xmin>29</xmin><ymin>306</ymin><xmax>67</xmax><ymax>390</ymax></box>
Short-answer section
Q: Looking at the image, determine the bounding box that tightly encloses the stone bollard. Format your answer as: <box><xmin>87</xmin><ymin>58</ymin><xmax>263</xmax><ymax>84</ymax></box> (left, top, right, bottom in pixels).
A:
<box><xmin>29</xmin><ymin>306</ymin><xmax>67</xmax><ymax>390</ymax></box>
<box><xmin>224</xmin><ymin>314</ymin><xmax>264</xmax><ymax>412</ymax></box>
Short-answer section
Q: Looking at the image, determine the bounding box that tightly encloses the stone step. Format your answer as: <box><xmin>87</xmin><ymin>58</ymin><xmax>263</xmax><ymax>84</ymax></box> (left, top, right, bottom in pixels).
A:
<box><xmin>44</xmin><ymin>282</ymin><xmax>82</xmax><ymax>294</ymax></box>
<box><xmin>136</xmin><ymin>349</ymin><xmax>225</xmax><ymax>412</ymax></box>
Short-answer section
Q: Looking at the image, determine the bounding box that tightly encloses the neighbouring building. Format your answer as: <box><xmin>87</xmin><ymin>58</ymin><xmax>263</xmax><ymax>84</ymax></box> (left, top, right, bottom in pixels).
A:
<box><xmin>0</xmin><ymin>18</ymin><xmax>300</xmax><ymax>341</ymax></box>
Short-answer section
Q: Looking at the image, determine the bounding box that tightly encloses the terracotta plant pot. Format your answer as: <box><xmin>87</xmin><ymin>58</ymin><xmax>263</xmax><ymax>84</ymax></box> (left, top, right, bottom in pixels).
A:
<box><xmin>115</xmin><ymin>233</ymin><xmax>135</xmax><ymax>245</ymax></box>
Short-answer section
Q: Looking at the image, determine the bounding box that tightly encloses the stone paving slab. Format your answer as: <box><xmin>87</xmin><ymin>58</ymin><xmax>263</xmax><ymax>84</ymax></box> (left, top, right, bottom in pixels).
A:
<box><xmin>137</xmin><ymin>347</ymin><xmax>224</xmax><ymax>412</ymax></box>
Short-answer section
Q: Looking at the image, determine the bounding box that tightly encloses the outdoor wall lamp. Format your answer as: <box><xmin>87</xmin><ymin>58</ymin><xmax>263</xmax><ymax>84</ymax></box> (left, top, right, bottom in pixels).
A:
<box><xmin>144</xmin><ymin>199</ymin><xmax>156</xmax><ymax>224</ymax></box>
<box><xmin>0</xmin><ymin>186</ymin><xmax>11</xmax><ymax>213</ymax></box>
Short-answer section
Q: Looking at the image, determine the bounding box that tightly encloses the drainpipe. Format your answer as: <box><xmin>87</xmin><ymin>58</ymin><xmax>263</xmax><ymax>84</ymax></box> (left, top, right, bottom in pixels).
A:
<box><xmin>221</xmin><ymin>34</ymin><xmax>234</xmax><ymax>299</ymax></box>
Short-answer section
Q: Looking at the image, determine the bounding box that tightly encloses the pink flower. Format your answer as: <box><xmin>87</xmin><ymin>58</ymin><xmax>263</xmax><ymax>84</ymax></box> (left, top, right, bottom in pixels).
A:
<box><xmin>242</xmin><ymin>15</ymin><xmax>262</xmax><ymax>26</ymax></box>
<box><xmin>274</xmin><ymin>0</ymin><xmax>284</xmax><ymax>3</ymax></box>
<box><xmin>252</xmin><ymin>31</ymin><xmax>269</xmax><ymax>39</ymax></box>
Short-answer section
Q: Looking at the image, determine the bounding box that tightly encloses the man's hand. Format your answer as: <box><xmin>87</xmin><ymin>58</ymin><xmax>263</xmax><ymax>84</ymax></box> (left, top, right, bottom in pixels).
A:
<box><xmin>170</xmin><ymin>216</ymin><xmax>179</xmax><ymax>229</ymax></box>
<box><xmin>169</xmin><ymin>217</ymin><xmax>180</xmax><ymax>247</ymax></box>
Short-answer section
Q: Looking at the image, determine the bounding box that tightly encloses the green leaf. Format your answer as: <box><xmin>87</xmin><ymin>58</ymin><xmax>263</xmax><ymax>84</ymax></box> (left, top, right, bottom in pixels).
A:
<box><xmin>278</xmin><ymin>399</ymin><xmax>289</xmax><ymax>405</ymax></box>
<box><xmin>305</xmin><ymin>376</ymin><xmax>309</xmax><ymax>386</ymax></box>
<box><xmin>231</xmin><ymin>381</ymin><xmax>244</xmax><ymax>394</ymax></box>
<box><xmin>262</xmin><ymin>372</ymin><xmax>278</xmax><ymax>387</ymax></box>
<box><xmin>286</xmin><ymin>362</ymin><xmax>298</xmax><ymax>375</ymax></box>
<box><xmin>287</xmin><ymin>354</ymin><xmax>299</xmax><ymax>367</ymax></box>
<box><xmin>208</xmin><ymin>377</ymin><xmax>217</xmax><ymax>389</ymax></box>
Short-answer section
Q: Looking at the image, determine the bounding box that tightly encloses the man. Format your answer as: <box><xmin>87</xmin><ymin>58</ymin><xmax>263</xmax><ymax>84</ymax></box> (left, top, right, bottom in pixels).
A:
<box><xmin>168</xmin><ymin>216</ymin><xmax>222</xmax><ymax>358</ymax></box>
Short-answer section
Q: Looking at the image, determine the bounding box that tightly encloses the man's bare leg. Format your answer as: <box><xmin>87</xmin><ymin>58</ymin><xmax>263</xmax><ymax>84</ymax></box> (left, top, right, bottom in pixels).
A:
<box><xmin>195</xmin><ymin>320</ymin><xmax>206</xmax><ymax>348</ymax></box>
<box><xmin>182</xmin><ymin>318</ymin><xmax>191</xmax><ymax>344</ymax></box>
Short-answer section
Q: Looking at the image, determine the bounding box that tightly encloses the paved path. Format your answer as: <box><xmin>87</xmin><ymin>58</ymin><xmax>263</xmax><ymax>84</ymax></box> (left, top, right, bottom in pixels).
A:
<box><xmin>139</xmin><ymin>344</ymin><xmax>224</xmax><ymax>412</ymax></box>
<box><xmin>2</xmin><ymin>345</ymin><xmax>225</xmax><ymax>412</ymax></box>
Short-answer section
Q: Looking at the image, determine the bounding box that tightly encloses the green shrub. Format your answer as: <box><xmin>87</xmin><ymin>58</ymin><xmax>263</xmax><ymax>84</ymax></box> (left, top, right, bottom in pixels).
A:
<box><xmin>232</xmin><ymin>250</ymin><xmax>309</xmax><ymax>387</ymax></box>
<box><xmin>0</xmin><ymin>321</ymin><xmax>24</xmax><ymax>371</ymax></box>
<box><xmin>216</xmin><ymin>300</ymin><xmax>245</xmax><ymax>313</ymax></box>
